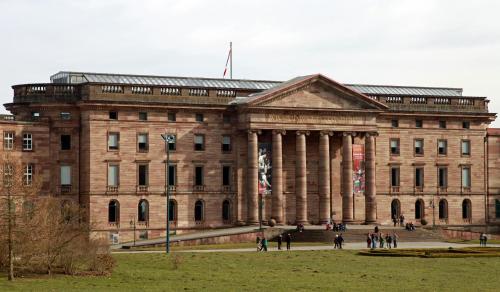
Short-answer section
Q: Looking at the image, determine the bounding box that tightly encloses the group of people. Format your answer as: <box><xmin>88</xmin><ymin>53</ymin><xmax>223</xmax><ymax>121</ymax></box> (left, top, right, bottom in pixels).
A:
<box><xmin>367</xmin><ymin>226</ymin><xmax>398</xmax><ymax>249</ymax></box>
<box><xmin>257</xmin><ymin>233</ymin><xmax>292</xmax><ymax>251</ymax></box>
<box><xmin>333</xmin><ymin>233</ymin><xmax>345</xmax><ymax>249</ymax></box>
<box><xmin>326</xmin><ymin>222</ymin><xmax>346</xmax><ymax>232</ymax></box>
<box><xmin>392</xmin><ymin>214</ymin><xmax>405</xmax><ymax>227</ymax></box>
<box><xmin>405</xmin><ymin>222</ymin><xmax>416</xmax><ymax>231</ymax></box>
<box><xmin>296</xmin><ymin>223</ymin><xmax>305</xmax><ymax>232</ymax></box>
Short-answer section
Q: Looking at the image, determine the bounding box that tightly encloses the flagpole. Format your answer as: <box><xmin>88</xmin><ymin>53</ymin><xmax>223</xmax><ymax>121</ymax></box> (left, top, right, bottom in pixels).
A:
<box><xmin>230</xmin><ymin>41</ymin><xmax>233</xmax><ymax>79</ymax></box>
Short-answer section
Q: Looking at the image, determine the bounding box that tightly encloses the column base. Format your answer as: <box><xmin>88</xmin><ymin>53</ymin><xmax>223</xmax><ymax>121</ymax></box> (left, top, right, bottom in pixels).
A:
<box><xmin>295</xmin><ymin>220</ymin><xmax>310</xmax><ymax>225</ymax></box>
<box><xmin>319</xmin><ymin>219</ymin><xmax>330</xmax><ymax>224</ymax></box>
<box><xmin>364</xmin><ymin>220</ymin><xmax>378</xmax><ymax>225</ymax></box>
<box><xmin>246</xmin><ymin>220</ymin><xmax>259</xmax><ymax>225</ymax></box>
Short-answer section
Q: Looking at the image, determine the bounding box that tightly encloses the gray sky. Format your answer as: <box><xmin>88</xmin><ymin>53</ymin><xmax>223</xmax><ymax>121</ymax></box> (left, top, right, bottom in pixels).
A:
<box><xmin>1</xmin><ymin>0</ymin><xmax>499</xmax><ymax>127</ymax></box>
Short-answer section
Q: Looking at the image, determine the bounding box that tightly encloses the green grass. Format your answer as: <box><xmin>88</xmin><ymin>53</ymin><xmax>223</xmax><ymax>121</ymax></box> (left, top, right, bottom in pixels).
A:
<box><xmin>1</xmin><ymin>249</ymin><xmax>500</xmax><ymax>291</ymax></box>
<box><xmin>359</xmin><ymin>247</ymin><xmax>500</xmax><ymax>258</ymax></box>
<box><xmin>445</xmin><ymin>239</ymin><xmax>500</xmax><ymax>245</ymax></box>
<box><xmin>120</xmin><ymin>241</ymin><xmax>330</xmax><ymax>252</ymax></box>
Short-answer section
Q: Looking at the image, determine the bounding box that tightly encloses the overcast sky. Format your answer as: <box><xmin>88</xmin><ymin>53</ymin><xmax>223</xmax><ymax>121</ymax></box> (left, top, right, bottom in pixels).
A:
<box><xmin>1</xmin><ymin>0</ymin><xmax>499</xmax><ymax>126</ymax></box>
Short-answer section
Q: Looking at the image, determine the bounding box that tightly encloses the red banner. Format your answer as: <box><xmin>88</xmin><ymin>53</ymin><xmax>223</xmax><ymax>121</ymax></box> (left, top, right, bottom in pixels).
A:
<box><xmin>352</xmin><ymin>144</ymin><xmax>365</xmax><ymax>193</ymax></box>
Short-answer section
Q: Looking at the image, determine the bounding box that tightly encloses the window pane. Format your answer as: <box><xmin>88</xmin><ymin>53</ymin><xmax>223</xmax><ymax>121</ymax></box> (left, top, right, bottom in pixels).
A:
<box><xmin>108</xmin><ymin>134</ymin><xmax>118</xmax><ymax>147</ymax></box>
<box><xmin>60</xmin><ymin>166</ymin><xmax>71</xmax><ymax>185</ymax></box>
<box><xmin>415</xmin><ymin>140</ymin><xmax>422</xmax><ymax>147</ymax></box>
<box><xmin>108</xmin><ymin>165</ymin><xmax>118</xmax><ymax>186</ymax></box>
<box><xmin>462</xmin><ymin>141</ymin><xmax>470</xmax><ymax>154</ymax></box>
<box><xmin>139</xmin><ymin>165</ymin><xmax>148</xmax><ymax>185</ymax></box>
<box><xmin>138</xmin><ymin>134</ymin><xmax>147</xmax><ymax>143</ymax></box>
<box><xmin>195</xmin><ymin>135</ymin><xmax>204</xmax><ymax>144</ymax></box>
<box><xmin>462</xmin><ymin>168</ymin><xmax>470</xmax><ymax>187</ymax></box>
<box><xmin>223</xmin><ymin>136</ymin><xmax>231</xmax><ymax>144</ymax></box>
<box><xmin>390</xmin><ymin>140</ymin><xmax>398</xmax><ymax>147</ymax></box>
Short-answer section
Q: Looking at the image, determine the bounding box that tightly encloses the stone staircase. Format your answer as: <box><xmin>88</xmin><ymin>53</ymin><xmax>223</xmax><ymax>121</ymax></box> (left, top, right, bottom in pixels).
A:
<box><xmin>275</xmin><ymin>227</ymin><xmax>444</xmax><ymax>243</ymax></box>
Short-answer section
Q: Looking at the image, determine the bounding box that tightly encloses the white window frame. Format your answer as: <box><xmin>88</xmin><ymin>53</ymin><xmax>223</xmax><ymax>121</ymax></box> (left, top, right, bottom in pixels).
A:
<box><xmin>4</xmin><ymin>132</ymin><xmax>14</xmax><ymax>150</ymax></box>
<box><xmin>108</xmin><ymin>164</ymin><xmax>119</xmax><ymax>187</ymax></box>
<box><xmin>23</xmin><ymin>133</ymin><xmax>33</xmax><ymax>151</ymax></box>
<box><xmin>60</xmin><ymin>165</ymin><xmax>71</xmax><ymax>186</ymax></box>
<box><xmin>24</xmin><ymin>164</ymin><xmax>33</xmax><ymax>186</ymax></box>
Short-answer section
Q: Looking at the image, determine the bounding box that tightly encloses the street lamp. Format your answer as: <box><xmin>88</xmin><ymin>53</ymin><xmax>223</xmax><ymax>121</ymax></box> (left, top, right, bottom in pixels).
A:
<box><xmin>129</xmin><ymin>217</ymin><xmax>136</xmax><ymax>246</ymax></box>
<box><xmin>430</xmin><ymin>196</ymin><xmax>436</xmax><ymax>229</ymax></box>
<box><xmin>161</xmin><ymin>133</ymin><xmax>176</xmax><ymax>254</ymax></box>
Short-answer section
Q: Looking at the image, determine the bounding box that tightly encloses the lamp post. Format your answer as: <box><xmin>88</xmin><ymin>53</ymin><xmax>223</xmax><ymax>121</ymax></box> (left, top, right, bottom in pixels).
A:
<box><xmin>258</xmin><ymin>193</ymin><xmax>263</xmax><ymax>230</ymax></box>
<box><xmin>129</xmin><ymin>217</ymin><xmax>136</xmax><ymax>247</ymax></box>
<box><xmin>161</xmin><ymin>133</ymin><xmax>175</xmax><ymax>254</ymax></box>
<box><xmin>430</xmin><ymin>196</ymin><xmax>436</xmax><ymax>229</ymax></box>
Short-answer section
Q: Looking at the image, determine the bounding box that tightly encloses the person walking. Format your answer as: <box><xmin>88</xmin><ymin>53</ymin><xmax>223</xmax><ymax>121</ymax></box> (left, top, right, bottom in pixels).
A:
<box><xmin>261</xmin><ymin>237</ymin><xmax>268</xmax><ymax>252</ymax></box>
<box><xmin>285</xmin><ymin>233</ymin><xmax>292</xmax><ymax>250</ymax></box>
<box><xmin>338</xmin><ymin>234</ymin><xmax>344</xmax><ymax>249</ymax></box>
<box><xmin>371</xmin><ymin>233</ymin><xmax>377</xmax><ymax>249</ymax></box>
<box><xmin>334</xmin><ymin>234</ymin><xmax>339</xmax><ymax>249</ymax></box>
<box><xmin>277</xmin><ymin>234</ymin><xmax>283</xmax><ymax>250</ymax></box>
<box><xmin>256</xmin><ymin>236</ymin><xmax>261</xmax><ymax>252</ymax></box>
<box><xmin>379</xmin><ymin>233</ymin><xmax>385</xmax><ymax>248</ymax></box>
<box><xmin>392</xmin><ymin>232</ymin><xmax>398</xmax><ymax>248</ymax></box>
<box><xmin>386</xmin><ymin>234</ymin><xmax>392</xmax><ymax>249</ymax></box>
<box><xmin>366</xmin><ymin>233</ymin><xmax>372</xmax><ymax>249</ymax></box>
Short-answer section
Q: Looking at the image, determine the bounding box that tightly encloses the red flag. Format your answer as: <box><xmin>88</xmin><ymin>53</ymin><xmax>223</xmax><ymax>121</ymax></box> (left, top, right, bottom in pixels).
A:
<box><xmin>223</xmin><ymin>47</ymin><xmax>231</xmax><ymax>78</ymax></box>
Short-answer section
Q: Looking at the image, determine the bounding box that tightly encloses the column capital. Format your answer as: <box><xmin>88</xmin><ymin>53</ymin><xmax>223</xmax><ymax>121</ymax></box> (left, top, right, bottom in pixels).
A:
<box><xmin>247</xmin><ymin>129</ymin><xmax>262</xmax><ymax>135</ymax></box>
<box><xmin>342</xmin><ymin>131</ymin><xmax>357</xmax><ymax>137</ymax></box>
<box><xmin>320</xmin><ymin>130</ymin><xmax>334</xmax><ymax>137</ymax></box>
<box><xmin>272</xmin><ymin>129</ymin><xmax>286</xmax><ymax>135</ymax></box>
<box><xmin>365</xmin><ymin>132</ymin><xmax>379</xmax><ymax>138</ymax></box>
<box><xmin>296</xmin><ymin>130</ymin><xmax>310</xmax><ymax>136</ymax></box>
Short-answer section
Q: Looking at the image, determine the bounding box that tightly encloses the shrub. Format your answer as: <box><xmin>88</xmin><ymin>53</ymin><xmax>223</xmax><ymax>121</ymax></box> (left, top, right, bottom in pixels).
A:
<box><xmin>421</xmin><ymin>219</ymin><xmax>428</xmax><ymax>226</ymax></box>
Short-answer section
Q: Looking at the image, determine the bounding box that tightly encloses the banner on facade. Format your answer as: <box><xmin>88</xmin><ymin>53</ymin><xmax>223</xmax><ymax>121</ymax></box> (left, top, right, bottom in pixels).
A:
<box><xmin>258</xmin><ymin>143</ymin><xmax>272</xmax><ymax>195</ymax></box>
<box><xmin>352</xmin><ymin>144</ymin><xmax>365</xmax><ymax>194</ymax></box>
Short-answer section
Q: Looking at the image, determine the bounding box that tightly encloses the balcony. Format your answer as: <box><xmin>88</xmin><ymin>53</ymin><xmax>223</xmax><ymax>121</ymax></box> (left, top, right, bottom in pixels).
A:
<box><xmin>414</xmin><ymin>186</ymin><xmax>423</xmax><ymax>193</ymax></box>
<box><xmin>193</xmin><ymin>185</ymin><xmax>205</xmax><ymax>192</ymax></box>
<box><xmin>168</xmin><ymin>185</ymin><xmax>176</xmax><ymax>192</ymax></box>
<box><xmin>462</xmin><ymin>186</ymin><xmax>471</xmax><ymax>193</ymax></box>
<box><xmin>59</xmin><ymin>184</ymin><xmax>72</xmax><ymax>194</ymax></box>
<box><xmin>221</xmin><ymin>185</ymin><xmax>232</xmax><ymax>192</ymax></box>
<box><xmin>137</xmin><ymin>185</ymin><xmax>149</xmax><ymax>193</ymax></box>
<box><xmin>390</xmin><ymin>186</ymin><xmax>400</xmax><ymax>193</ymax></box>
<box><xmin>438</xmin><ymin>186</ymin><xmax>448</xmax><ymax>193</ymax></box>
<box><xmin>107</xmin><ymin>185</ymin><xmax>119</xmax><ymax>193</ymax></box>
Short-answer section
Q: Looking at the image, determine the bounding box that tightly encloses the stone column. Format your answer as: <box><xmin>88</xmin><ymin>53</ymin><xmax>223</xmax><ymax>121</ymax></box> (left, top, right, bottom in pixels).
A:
<box><xmin>247</xmin><ymin>129</ymin><xmax>260</xmax><ymax>224</ymax></box>
<box><xmin>295</xmin><ymin>130</ymin><xmax>309</xmax><ymax>224</ymax></box>
<box><xmin>365</xmin><ymin>132</ymin><xmax>377</xmax><ymax>223</ymax></box>
<box><xmin>319</xmin><ymin>131</ymin><xmax>332</xmax><ymax>224</ymax></box>
<box><xmin>271</xmin><ymin>130</ymin><xmax>285</xmax><ymax>224</ymax></box>
<box><xmin>342</xmin><ymin>132</ymin><xmax>354</xmax><ymax>222</ymax></box>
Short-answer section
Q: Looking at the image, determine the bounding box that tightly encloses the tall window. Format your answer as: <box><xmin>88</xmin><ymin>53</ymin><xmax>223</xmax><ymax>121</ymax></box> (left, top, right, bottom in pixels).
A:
<box><xmin>437</xmin><ymin>140</ymin><xmax>447</xmax><ymax>155</ymax></box>
<box><xmin>390</xmin><ymin>139</ymin><xmax>400</xmax><ymax>155</ymax></box>
<box><xmin>194</xmin><ymin>200</ymin><xmax>204</xmax><ymax>221</ymax></box>
<box><xmin>415</xmin><ymin>167</ymin><xmax>424</xmax><ymax>188</ymax></box>
<box><xmin>108</xmin><ymin>164</ymin><xmax>119</xmax><ymax>186</ymax></box>
<box><xmin>60</xmin><ymin>165</ymin><xmax>71</xmax><ymax>186</ymax></box>
<box><xmin>462</xmin><ymin>166</ymin><xmax>471</xmax><ymax>189</ymax></box>
<box><xmin>139</xmin><ymin>112</ymin><xmax>148</xmax><ymax>121</ymax></box>
<box><xmin>195</xmin><ymin>166</ymin><xmax>204</xmax><ymax>186</ymax></box>
<box><xmin>194</xmin><ymin>135</ymin><xmax>205</xmax><ymax>151</ymax></box>
<box><xmin>3</xmin><ymin>164</ymin><xmax>13</xmax><ymax>186</ymax></box>
<box><xmin>415</xmin><ymin>199</ymin><xmax>424</xmax><ymax>220</ymax></box>
<box><xmin>137</xmin><ymin>133</ymin><xmax>148</xmax><ymax>152</ymax></box>
<box><xmin>414</xmin><ymin>139</ymin><xmax>424</xmax><ymax>155</ymax></box>
<box><xmin>391</xmin><ymin>167</ymin><xmax>400</xmax><ymax>187</ymax></box>
<box><xmin>462</xmin><ymin>199</ymin><xmax>471</xmax><ymax>220</ymax></box>
<box><xmin>108</xmin><ymin>200</ymin><xmax>120</xmax><ymax>223</ymax></box>
<box><xmin>222</xmin><ymin>135</ymin><xmax>231</xmax><ymax>152</ymax></box>
<box><xmin>168</xmin><ymin>199</ymin><xmax>177</xmax><ymax>221</ymax></box>
<box><xmin>138</xmin><ymin>164</ymin><xmax>148</xmax><ymax>186</ymax></box>
<box><xmin>60</xmin><ymin>112</ymin><xmax>71</xmax><ymax>120</ymax></box>
<box><xmin>168</xmin><ymin>165</ymin><xmax>176</xmax><ymax>186</ymax></box>
<box><xmin>222</xmin><ymin>200</ymin><xmax>230</xmax><ymax>221</ymax></box>
<box><xmin>461</xmin><ymin>140</ymin><xmax>470</xmax><ymax>156</ymax></box>
<box><xmin>138</xmin><ymin>200</ymin><xmax>149</xmax><ymax>222</ymax></box>
<box><xmin>439</xmin><ymin>199</ymin><xmax>448</xmax><ymax>219</ymax></box>
<box><xmin>61</xmin><ymin>135</ymin><xmax>71</xmax><ymax>150</ymax></box>
<box><xmin>24</xmin><ymin>164</ymin><xmax>33</xmax><ymax>186</ymax></box>
<box><xmin>23</xmin><ymin>133</ymin><xmax>32</xmax><ymax>151</ymax></box>
<box><xmin>4</xmin><ymin>132</ymin><xmax>14</xmax><ymax>150</ymax></box>
<box><xmin>108</xmin><ymin>133</ymin><xmax>119</xmax><ymax>150</ymax></box>
<box><xmin>438</xmin><ymin>167</ymin><xmax>448</xmax><ymax>189</ymax></box>
<box><xmin>222</xmin><ymin>166</ymin><xmax>231</xmax><ymax>186</ymax></box>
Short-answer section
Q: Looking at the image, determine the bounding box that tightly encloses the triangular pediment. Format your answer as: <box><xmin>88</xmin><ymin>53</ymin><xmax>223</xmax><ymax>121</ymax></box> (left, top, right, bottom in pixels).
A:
<box><xmin>240</xmin><ymin>74</ymin><xmax>388</xmax><ymax>110</ymax></box>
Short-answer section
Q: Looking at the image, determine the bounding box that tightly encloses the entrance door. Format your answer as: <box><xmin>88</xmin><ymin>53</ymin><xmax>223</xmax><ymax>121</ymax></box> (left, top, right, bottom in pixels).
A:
<box><xmin>391</xmin><ymin>199</ymin><xmax>401</xmax><ymax>220</ymax></box>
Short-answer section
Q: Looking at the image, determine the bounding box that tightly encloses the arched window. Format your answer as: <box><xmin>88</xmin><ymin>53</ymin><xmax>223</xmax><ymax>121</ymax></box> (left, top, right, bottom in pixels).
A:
<box><xmin>391</xmin><ymin>199</ymin><xmax>401</xmax><ymax>220</ymax></box>
<box><xmin>108</xmin><ymin>200</ymin><xmax>120</xmax><ymax>223</ymax></box>
<box><xmin>168</xmin><ymin>199</ymin><xmax>177</xmax><ymax>222</ymax></box>
<box><xmin>438</xmin><ymin>199</ymin><xmax>448</xmax><ymax>219</ymax></box>
<box><xmin>194</xmin><ymin>200</ymin><xmax>204</xmax><ymax>221</ymax></box>
<box><xmin>496</xmin><ymin>199</ymin><xmax>500</xmax><ymax>219</ymax></box>
<box><xmin>138</xmin><ymin>199</ymin><xmax>149</xmax><ymax>222</ymax></box>
<box><xmin>415</xmin><ymin>199</ymin><xmax>424</xmax><ymax>220</ymax></box>
<box><xmin>222</xmin><ymin>200</ymin><xmax>231</xmax><ymax>221</ymax></box>
<box><xmin>462</xmin><ymin>199</ymin><xmax>471</xmax><ymax>220</ymax></box>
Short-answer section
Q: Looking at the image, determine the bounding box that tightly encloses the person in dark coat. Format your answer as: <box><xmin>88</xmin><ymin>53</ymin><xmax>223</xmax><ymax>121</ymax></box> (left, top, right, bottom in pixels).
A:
<box><xmin>338</xmin><ymin>234</ymin><xmax>344</xmax><ymax>249</ymax></box>
<box><xmin>285</xmin><ymin>233</ymin><xmax>292</xmax><ymax>250</ymax></box>
<box><xmin>277</xmin><ymin>234</ymin><xmax>283</xmax><ymax>250</ymax></box>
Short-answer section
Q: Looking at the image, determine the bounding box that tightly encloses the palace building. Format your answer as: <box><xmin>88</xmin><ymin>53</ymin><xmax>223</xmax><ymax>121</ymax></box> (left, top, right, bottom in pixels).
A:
<box><xmin>2</xmin><ymin>71</ymin><xmax>500</xmax><ymax>243</ymax></box>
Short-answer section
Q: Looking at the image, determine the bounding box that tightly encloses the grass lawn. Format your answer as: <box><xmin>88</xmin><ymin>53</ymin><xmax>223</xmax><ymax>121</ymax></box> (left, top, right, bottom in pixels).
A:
<box><xmin>1</xmin><ymin>249</ymin><xmax>500</xmax><ymax>291</ymax></box>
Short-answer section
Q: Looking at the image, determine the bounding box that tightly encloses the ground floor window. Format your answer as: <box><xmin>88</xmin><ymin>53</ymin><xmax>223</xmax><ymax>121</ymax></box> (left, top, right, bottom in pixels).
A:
<box><xmin>222</xmin><ymin>200</ymin><xmax>231</xmax><ymax>221</ymax></box>
<box><xmin>438</xmin><ymin>199</ymin><xmax>448</xmax><ymax>219</ymax></box>
<box><xmin>168</xmin><ymin>199</ymin><xmax>177</xmax><ymax>221</ymax></box>
<box><xmin>391</xmin><ymin>199</ymin><xmax>400</xmax><ymax>220</ymax></box>
<box><xmin>462</xmin><ymin>199</ymin><xmax>472</xmax><ymax>220</ymax></box>
<box><xmin>138</xmin><ymin>199</ymin><xmax>149</xmax><ymax>222</ymax></box>
<box><xmin>195</xmin><ymin>200</ymin><xmax>204</xmax><ymax>221</ymax></box>
<box><xmin>415</xmin><ymin>199</ymin><xmax>424</xmax><ymax>220</ymax></box>
<box><xmin>108</xmin><ymin>200</ymin><xmax>120</xmax><ymax>223</ymax></box>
